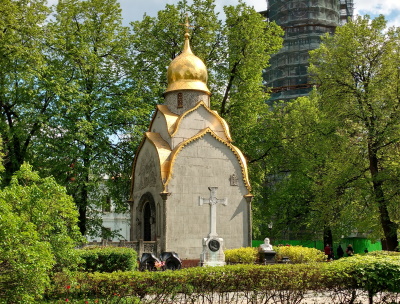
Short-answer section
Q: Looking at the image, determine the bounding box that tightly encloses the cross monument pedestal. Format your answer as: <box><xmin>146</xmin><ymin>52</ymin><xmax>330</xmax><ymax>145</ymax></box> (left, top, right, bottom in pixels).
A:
<box><xmin>199</xmin><ymin>187</ymin><xmax>227</xmax><ymax>266</ymax></box>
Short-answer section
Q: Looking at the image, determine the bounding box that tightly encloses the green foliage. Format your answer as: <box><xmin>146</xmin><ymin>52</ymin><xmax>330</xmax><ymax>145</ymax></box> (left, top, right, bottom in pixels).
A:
<box><xmin>49</xmin><ymin>264</ymin><xmax>325</xmax><ymax>302</ymax></box>
<box><xmin>77</xmin><ymin>246</ymin><xmax>138</xmax><ymax>272</ymax></box>
<box><xmin>328</xmin><ymin>255</ymin><xmax>400</xmax><ymax>295</ymax></box>
<box><xmin>366</xmin><ymin>250</ymin><xmax>400</xmax><ymax>257</ymax></box>
<box><xmin>275</xmin><ymin>245</ymin><xmax>327</xmax><ymax>263</ymax></box>
<box><xmin>38</xmin><ymin>0</ymin><xmax>146</xmax><ymax>236</ymax></box>
<box><xmin>224</xmin><ymin>247</ymin><xmax>258</xmax><ymax>264</ymax></box>
<box><xmin>252</xmin><ymin>94</ymin><xmax>331</xmax><ymax>239</ymax></box>
<box><xmin>0</xmin><ymin>163</ymin><xmax>83</xmax><ymax>303</ymax></box>
<box><xmin>259</xmin><ymin>15</ymin><xmax>400</xmax><ymax>248</ymax></box>
<box><xmin>0</xmin><ymin>201</ymin><xmax>54</xmax><ymax>303</ymax></box>
<box><xmin>0</xmin><ymin>0</ymin><xmax>149</xmax><ymax>238</ymax></box>
<box><xmin>309</xmin><ymin>15</ymin><xmax>400</xmax><ymax>250</ymax></box>
<box><xmin>47</xmin><ymin>256</ymin><xmax>400</xmax><ymax>303</ymax></box>
<box><xmin>0</xmin><ymin>0</ymin><xmax>56</xmax><ymax>184</ymax></box>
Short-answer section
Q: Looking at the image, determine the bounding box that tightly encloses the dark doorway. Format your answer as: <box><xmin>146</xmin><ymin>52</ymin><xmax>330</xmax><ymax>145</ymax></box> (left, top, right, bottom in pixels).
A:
<box><xmin>143</xmin><ymin>202</ymin><xmax>152</xmax><ymax>241</ymax></box>
<box><xmin>138</xmin><ymin>192</ymin><xmax>156</xmax><ymax>242</ymax></box>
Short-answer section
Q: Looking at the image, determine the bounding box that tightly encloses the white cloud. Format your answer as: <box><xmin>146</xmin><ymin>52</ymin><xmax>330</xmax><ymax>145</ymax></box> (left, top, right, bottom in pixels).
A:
<box><xmin>354</xmin><ymin>0</ymin><xmax>400</xmax><ymax>26</ymax></box>
<box><xmin>354</xmin><ymin>0</ymin><xmax>400</xmax><ymax>16</ymax></box>
<box><xmin>387</xmin><ymin>14</ymin><xmax>400</xmax><ymax>28</ymax></box>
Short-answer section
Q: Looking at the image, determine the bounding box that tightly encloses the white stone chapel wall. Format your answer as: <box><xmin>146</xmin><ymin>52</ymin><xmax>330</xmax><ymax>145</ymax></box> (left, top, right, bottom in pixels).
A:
<box><xmin>165</xmin><ymin>134</ymin><xmax>249</xmax><ymax>259</ymax></box>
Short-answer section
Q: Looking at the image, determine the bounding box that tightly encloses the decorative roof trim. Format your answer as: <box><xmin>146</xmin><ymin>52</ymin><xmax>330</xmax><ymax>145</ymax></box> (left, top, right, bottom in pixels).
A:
<box><xmin>145</xmin><ymin>132</ymin><xmax>172</xmax><ymax>183</ymax></box>
<box><xmin>230</xmin><ymin>145</ymin><xmax>251</xmax><ymax>188</ymax></box>
<box><xmin>128</xmin><ymin>136</ymin><xmax>146</xmax><ymax>201</ymax></box>
<box><xmin>129</xmin><ymin>133</ymin><xmax>172</xmax><ymax>201</ymax></box>
<box><xmin>170</xmin><ymin>100</ymin><xmax>232</xmax><ymax>141</ymax></box>
<box><xmin>148</xmin><ymin>105</ymin><xmax>179</xmax><ymax>134</ymax></box>
<box><xmin>163</xmin><ymin>127</ymin><xmax>251</xmax><ymax>193</ymax></box>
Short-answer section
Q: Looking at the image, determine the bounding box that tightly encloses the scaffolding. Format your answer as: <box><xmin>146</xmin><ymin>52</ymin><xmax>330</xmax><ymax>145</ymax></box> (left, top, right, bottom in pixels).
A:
<box><xmin>263</xmin><ymin>0</ymin><xmax>354</xmax><ymax>102</ymax></box>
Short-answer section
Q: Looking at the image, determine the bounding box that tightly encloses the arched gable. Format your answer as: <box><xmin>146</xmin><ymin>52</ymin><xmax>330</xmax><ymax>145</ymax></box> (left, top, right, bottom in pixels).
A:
<box><xmin>148</xmin><ymin>101</ymin><xmax>232</xmax><ymax>147</ymax></box>
<box><xmin>149</xmin><ymin>105</ymin><xmax>179</xmax><ymax>135</ymax></box>
<box><xmin>130</xmin><ymin>133</ymin><xmax>171</xmax><ymax>200</ymax></box>
<box><xmin>170</xmin><ymin>101</ymin><xmax>232</xmax><ymax>142</ymax></box>
<box><xmin>164</xmin><ymin>127</ymin><xmax>251</xmax><ymax>194</ymax></box>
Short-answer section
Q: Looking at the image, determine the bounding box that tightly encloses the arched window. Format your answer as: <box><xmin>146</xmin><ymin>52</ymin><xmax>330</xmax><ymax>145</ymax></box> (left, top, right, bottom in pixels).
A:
<box><xmin>137</xmin><ymin>192</ymin><xmax>156</xmax><ymax>241</ymax></box>
<box><xmin>143</xmin><ymin>202</ymin><xmax>152</xmax><ymax>241</ymax></box>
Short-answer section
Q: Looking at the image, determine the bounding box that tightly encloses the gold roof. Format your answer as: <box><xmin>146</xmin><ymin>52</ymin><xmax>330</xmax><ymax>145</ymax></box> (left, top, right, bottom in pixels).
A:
<box><xmin>165</xmin><ymin>24</ymin><xmax>210</xmax><ymax>95</ymax></box>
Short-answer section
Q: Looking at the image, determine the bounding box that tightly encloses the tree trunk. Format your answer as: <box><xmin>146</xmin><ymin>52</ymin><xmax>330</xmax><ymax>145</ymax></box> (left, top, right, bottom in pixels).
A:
<box><xmin>75</xmin><ymin>170</ymin><xmax>90</xmax><ymax>236</ymax></box>
<box><xmin>368</xmin><ymin>144</ymin><xmax>398</xmax><ymax>251</ymax></box>
<box><xmin>75</xmin><ymin>144</ymin><xmax>92</xmax><ymax>236</ymax></box>
<box><xmin>78</xmin><ymin>199</ymin><xmax>87</xmax><ymax>236</ymax></box>
<box><xmin>323</xmin><ymin>226</ymin><xmax>333</xmax><ymax>249</ymax></box>
<box><xmin>2</xmin><ymin>130</ymin><xmax>23</xmax><ymax>186</ymax></box>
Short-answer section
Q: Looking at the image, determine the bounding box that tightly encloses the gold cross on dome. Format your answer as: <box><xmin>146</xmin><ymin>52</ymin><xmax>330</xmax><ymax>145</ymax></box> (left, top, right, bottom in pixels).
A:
<box><xmin>180</xmin><ymin>13</ymin><xmax>193</xmax><ymax>34</ymax></box>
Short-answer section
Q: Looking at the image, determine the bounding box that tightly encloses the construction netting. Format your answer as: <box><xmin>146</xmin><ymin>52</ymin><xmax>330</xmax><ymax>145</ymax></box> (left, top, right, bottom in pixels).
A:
<box><xmin>264</xmin><ymin>0</ymin><xmax>354</xmax><ymax>102</ymax></box>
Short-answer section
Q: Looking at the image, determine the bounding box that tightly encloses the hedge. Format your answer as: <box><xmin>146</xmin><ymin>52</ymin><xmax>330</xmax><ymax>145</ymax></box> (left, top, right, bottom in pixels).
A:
<box><xmin>76</xmin><ymin>246</ymin><xmax>138</xmax><ymax>273</ymax></box>
<box><xmin>225</xmin><ymin>246</ymin><xmax>327</xmax><ymax>264</ymax></box>
<box><xmin>224</xmin><ymin>247</ymin><xmax>258</xmax><ymax>264</ymax></box>
<box><xmin>46</xmin><ymin>254</ymin><xmax>400</xmax><ymax>304</ymax></box>
<box><xmin>274</xmin><ymin>245</ymin><xmax>327</xmax><ymax>263</ymax></box>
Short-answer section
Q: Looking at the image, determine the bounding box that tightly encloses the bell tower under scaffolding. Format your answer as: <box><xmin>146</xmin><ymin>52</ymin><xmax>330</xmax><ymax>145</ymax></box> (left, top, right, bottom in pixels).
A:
<box><xmin>262</xmin><ymin>0</ymin><xmax>354</xmax><ymax>102</ymax></box>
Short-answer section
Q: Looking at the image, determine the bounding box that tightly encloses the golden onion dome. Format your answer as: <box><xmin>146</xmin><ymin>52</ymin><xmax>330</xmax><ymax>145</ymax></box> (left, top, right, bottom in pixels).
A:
<box><xmin>165</xmin><ymin>32</ymin><xmax>211</xmax><ymax>95</ymax></box>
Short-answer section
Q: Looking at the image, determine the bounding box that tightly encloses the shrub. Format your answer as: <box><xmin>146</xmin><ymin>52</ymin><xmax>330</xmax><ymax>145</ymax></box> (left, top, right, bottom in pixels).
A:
<box><xmin>48</xmin><ymin>256</ymin><xmax>400</xmax><ymax>303</ymax></box>
<box><xmin>49</xmin><ymin>264</ymin><xmax>327</xmax><ymax>302</ymax></box>
<box><xmin>329</xmin><ymin>255</ymin><xmax>400</xmax><ymax>293</ymax></box>
<box><xmin>366</xmin><ymin>250</ymin><xmax>400</xmax><ymax>257</ymax></box>
<box><xmin>274</xmin><ymin>245</ymin><xmax>326</xmax><ymax>263</ymax></box>
<box><xmin>0</xmin><ymin>163</ymin><xmax>83</xmax><ymax>303</ymax></box>
<box><xmin>224</xmin><ymin>247</ymin><xmax>258</xmax><ymax>264</ymax></box>
<box><xmin>0</xmin><ymin>206</ymin><xmax>54</xmax><ymax>303</ymax></box>
<box><xmin>77</xmin><ymin>246</ymin><xmax>138</xmax><ymax>272</ymax></box>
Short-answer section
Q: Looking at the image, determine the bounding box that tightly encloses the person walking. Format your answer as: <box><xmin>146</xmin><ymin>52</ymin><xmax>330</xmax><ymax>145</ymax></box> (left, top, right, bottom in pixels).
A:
<box><xmin>324</xmin><ymin>244</ymin><xmax>334</xmax><ymax>261</ymax></box>
<box><xmin>346</xmin><ymin>244</ymin><xmax>354</xmax><ymax>256</ymax></box>
<box><xmin>337</xmin><ymin>244</ymin><xmax>344</xmax><ymax>259</ymax></box>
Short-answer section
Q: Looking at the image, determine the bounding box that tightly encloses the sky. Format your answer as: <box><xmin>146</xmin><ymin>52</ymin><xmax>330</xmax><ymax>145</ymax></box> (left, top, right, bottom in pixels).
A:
<box><xmin>119</xmin><ymin>0</ymin><xmax>400</xmax><ymax>28</ymax></box>
<box><xmin>44</xmin><ymin>0</ymin><xmax>400</xmax><ymax>27</ymax></box>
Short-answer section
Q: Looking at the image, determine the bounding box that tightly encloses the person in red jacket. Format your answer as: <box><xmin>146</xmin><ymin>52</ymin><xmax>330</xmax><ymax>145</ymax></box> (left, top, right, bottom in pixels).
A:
<box><xmin>324</xmin><ymin>244</ymin><xmax>334</xmax><ymax>260</ymax></box>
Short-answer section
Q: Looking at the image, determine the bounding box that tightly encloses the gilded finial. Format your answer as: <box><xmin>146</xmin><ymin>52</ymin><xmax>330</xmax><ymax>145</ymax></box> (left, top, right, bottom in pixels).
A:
<box><xmin>180</xmin><ymin>13</ymin><xmax>193</xmax><ymax>38</ymax></box>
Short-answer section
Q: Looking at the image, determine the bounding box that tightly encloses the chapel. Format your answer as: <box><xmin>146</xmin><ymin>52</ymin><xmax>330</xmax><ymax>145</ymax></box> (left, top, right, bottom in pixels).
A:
<box><xmin>128</xmin><ymin>20</ymin><xmax>253</xmax><ymax>260</ymax></box>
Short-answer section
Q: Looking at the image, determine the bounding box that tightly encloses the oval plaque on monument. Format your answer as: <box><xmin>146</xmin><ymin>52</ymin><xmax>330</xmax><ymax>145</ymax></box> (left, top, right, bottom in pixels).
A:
<box><xmin>208</xmin><ymin>239</ymin><xmax>220</xmax><ymax>252</ymax></box>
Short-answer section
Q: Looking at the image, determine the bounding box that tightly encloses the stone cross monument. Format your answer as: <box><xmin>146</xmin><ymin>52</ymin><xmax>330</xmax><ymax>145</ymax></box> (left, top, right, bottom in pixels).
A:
<box><xmin>199</xmin><ymin>187</ymin><xmax>227</xmax><ymax>266</ymax></box>
<box><xmin>199</xmin><ymin>187</ymin><xmax>228</xmax><ymax>238</ymax></box>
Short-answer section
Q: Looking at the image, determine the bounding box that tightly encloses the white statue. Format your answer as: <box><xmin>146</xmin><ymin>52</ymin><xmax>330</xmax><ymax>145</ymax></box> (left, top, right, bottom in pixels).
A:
<box><xmin>259</xmin><ymin>237</ymin><xmax>273</xmax><ymax>252</ymax></box>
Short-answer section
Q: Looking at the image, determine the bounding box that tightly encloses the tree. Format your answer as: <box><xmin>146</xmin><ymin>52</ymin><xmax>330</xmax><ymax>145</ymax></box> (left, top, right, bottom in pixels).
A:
<box><xmin>309</xmin><ymin>15</ymin><xmax>400</xmax><ymax>250</ymax></box>
<box><xmin>0</xmin><ymin>163</ymin><xmax>83</xmax><ymax>302</ymax></box>
<box><xmin>214</xmin><ymin>2</ymin><xmax>282</xmax><ymax>136</ymax></box>
<box><xmin>31</xmin><ymin>0</ymin><xmax>151</xmax><ymax>236</ymax></box>
<box><xmin>251</xmin><ymin>94</ymin><xmax>335</xmax><ymax>241</ymax></box>
<box><xmin>0</xmin><ymin>0</ymin><xmax>150</xmax><ymax>237</ymax></box>
<box><xmin>0</xmin><ymin>0</ymin><xmax>60</xmax><ymax>184</ymax></box>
